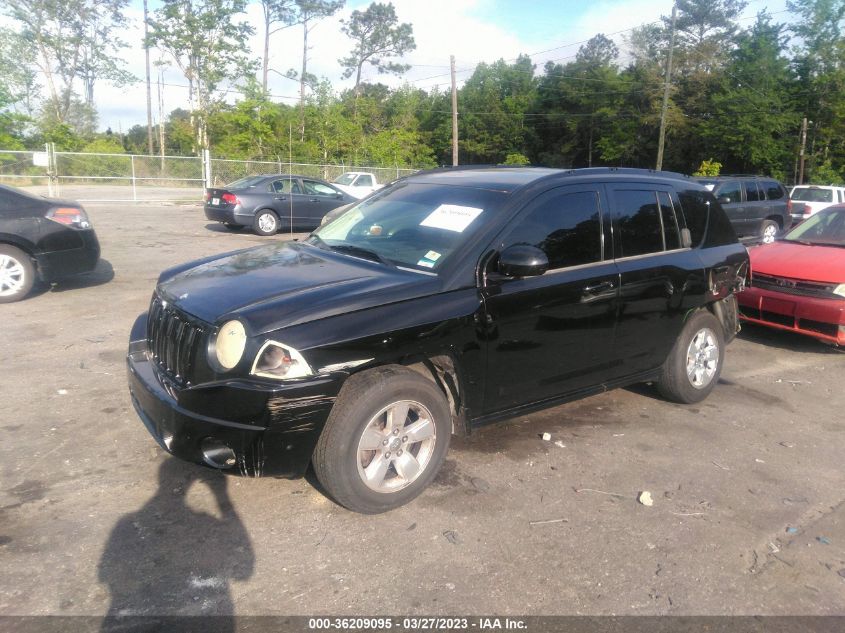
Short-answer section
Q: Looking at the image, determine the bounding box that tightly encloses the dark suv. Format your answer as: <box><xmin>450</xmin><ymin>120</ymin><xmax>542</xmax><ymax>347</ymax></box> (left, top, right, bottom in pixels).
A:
<box><xmin>128</xmin><ymin>167</ymin><xmax>748</xmax><ymax>513</ymax></box>
<box><xmin>693</xmin><ymin>176</ymin><xmax>790</xmax><ymax>243</ymax></box>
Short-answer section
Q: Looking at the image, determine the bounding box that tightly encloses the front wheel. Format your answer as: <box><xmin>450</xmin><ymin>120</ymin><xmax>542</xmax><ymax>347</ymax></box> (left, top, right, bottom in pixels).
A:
<box><xmin>760</xmin><ymin>219</ymin><xmax>779</xmax><ymax>244</ymax></box>
<box><xmin>0</xmin><ymin>245</ymin><xmax>35</xmax><ymax>303</ymax></box>
<box><xmin>657</xmin><ymin>310</ymin><xmax>725</xmax><ymax>404</ymax></box>
<box><xmin>253</xmin><ymin>210</ymin><xmax>279</xmax><ymax>236</ymax></box>
<box><xmin>313</xmin><ymin>366</ymin><xmax>452</xmax><ymax>514</ymax></box>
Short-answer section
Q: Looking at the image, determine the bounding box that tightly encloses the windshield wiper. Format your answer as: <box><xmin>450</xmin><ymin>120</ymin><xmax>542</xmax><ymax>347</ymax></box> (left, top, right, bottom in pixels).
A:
<box><xmin>304</xmin><ymin>233</ymin><xmax>331</xmax><ymax>250</ymax></box>
<box><xmin>329</xmin><ymin>244</ymin><xmax>396</xmax><ymax>267</ymax></box>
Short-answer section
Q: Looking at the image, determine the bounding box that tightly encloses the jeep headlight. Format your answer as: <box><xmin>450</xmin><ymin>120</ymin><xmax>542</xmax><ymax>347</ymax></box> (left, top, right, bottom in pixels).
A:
<box><xmin>833</xmin><ymin>284</ymin><xmax>845</xmax><ymax>298</ymax></box>
<box><xmin>213</xmin><ymin>320</ymin><xmax>246</xmax><ymax>370</ymax></box>
<box><xmin>251</xmin><ymin>341</ymin><xmax>313</xmax><ymax>379</ymax></box>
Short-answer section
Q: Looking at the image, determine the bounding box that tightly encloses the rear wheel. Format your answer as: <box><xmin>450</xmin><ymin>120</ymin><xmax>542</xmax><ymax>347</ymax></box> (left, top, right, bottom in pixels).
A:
<box><xmin>253</xmin><ymin>210</ymin><xmax>279</xmax><ymax>236</ymax></box>
<box><xmin>760</xmin><ymin>219</ymin><xmax>779</xmax><ymax>244</ymax></box>
<box><xmin>657</xmin><ymin>310</ymin><xmax>725</xmax><ymax>404</ymax></box>
<box><xmin>313</xmin><ymin>366</ymin><xmax>451</xmax><ymax>514</ymax></box>
<box><xmin>0</xmin><ymin>245</ymin><xmax>35</xmax><ymax>303</ymax></box>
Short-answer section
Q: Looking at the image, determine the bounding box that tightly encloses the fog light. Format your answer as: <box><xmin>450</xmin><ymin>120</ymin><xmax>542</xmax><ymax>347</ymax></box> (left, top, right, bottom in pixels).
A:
<box><xmin>200</xmin><ymin>437</ymin><xmax>237</xmax><ymax>469</ymax></box>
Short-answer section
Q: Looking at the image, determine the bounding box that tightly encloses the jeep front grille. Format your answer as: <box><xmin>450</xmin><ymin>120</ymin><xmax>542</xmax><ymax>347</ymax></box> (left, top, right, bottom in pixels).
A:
<box><xmin>146</xmin><ymin>295</ymin><xmax>206</xmax><ymax>385</ymax></box>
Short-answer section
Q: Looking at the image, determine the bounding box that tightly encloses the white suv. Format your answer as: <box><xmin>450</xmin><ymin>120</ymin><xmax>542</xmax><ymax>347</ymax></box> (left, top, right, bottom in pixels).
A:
<box><xmin>789</xmin><ymin>185</ymin><xmax>845</xmax><ymax>223</ymax></box>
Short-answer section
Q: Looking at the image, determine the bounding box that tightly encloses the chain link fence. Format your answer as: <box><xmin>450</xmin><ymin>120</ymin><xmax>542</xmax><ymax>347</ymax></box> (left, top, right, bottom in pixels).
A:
<box><xmin>0</xmin><ymin>149</ymin><xmax>51</xmax><ymax>187</ymax></box>
<box><xmin>0</xmin><ymin>146</ymin><xmax>417</xmax><ymax>202</ymax></box>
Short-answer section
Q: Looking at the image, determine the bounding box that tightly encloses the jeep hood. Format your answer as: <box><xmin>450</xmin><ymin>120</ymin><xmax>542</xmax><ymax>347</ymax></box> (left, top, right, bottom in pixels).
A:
<box><xmin>157</xmin><ymin>242</ymin><xmax>439</xmax><ymax>333</ymax></box>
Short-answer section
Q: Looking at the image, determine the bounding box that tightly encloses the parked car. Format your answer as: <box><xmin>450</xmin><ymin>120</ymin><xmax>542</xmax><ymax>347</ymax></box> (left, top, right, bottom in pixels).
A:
<box><xmin>0</xmin><ymin>184</ymin><xmax>100</xmax><ymax>303</ymax></box>
<box><xmin>332</xmin><ymin>171</ymin><xmax>384</xmax><ymax>199</ymax></box>
<box><xmin>128</xmin><ymin>167</ymin><xmax>748</xmax><ymax>513</ymax></box>
<box><xmin>738</xmin><ymin>204</ymin><xmax>845</xmax><ymax>347</ymax></box>
<box><xmin>694</xmin><ymin>175</ymin><xmax>790</xmax><ymax>243</ymax></box>
<box><xmin>788</xmin><ymin>185</ymin><xmax>845</xmax><ymax>225</ymax></box>
<box><xmin>204</xmin><ymin>174</ymin><xmax>357</xmax><ymax>235</ymax></box>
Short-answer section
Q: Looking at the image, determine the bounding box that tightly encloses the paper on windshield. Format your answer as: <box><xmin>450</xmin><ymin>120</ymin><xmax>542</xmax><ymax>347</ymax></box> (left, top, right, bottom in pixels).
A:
<box><xmin>420</xmin><ymin>204</ymin><xmax>483</xmax><ymax>233</ymax></box>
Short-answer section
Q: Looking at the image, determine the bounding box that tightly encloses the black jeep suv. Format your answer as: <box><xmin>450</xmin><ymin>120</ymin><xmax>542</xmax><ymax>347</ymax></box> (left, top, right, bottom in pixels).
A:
<box><xmin>693</xmin><ymin>176</ymin><xmax>790</xmax><ymax>244</ymax></box>
<box><xmin>128</xmin><ymin>167</ymin><xmax>748</xmax><ymax>513</ymax></box>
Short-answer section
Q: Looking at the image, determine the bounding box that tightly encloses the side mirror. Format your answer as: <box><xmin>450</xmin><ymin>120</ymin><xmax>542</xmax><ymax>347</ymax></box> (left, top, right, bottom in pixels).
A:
<box><xmin>335</xmin><ymin>192</ymin><xmax>344</xmax><ymax>199</ymax></box>
<box><xmin>717</xmin><ymin>195</ymin><xmax>731</xmax><ymax>205</ymax></box>
<box><xmin>498</xmin><ymin>245</ymin><xmax>549</xmax><ymax>277</ymax></box>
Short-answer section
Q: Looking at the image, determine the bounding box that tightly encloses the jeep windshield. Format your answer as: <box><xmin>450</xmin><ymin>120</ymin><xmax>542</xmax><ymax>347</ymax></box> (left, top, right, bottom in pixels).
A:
<box><xmin>306</xmin><ymin>182</ymin><xmax>506</xmax><ymax>272</ymax></box>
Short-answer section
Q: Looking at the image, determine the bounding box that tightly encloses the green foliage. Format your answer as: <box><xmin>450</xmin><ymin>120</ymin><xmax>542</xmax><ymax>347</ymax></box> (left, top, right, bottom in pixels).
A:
<box><xmin>339</xmin><ymin>2</ymin><xmax>415</xmax><ymax>91</ymax></box>
<box><xmin>501</xmin><ymin>153</ymin><xmax>530</xmax><ymax>166</ymax></box>
<box><xmin>148</xmin><ymin>0</ymin><xmax>257</xmax><ymax>150</ymax></box>
<box><xmin>808</xmin><ymin>159</ymin><xmax>842</xmax><ymax>185</ymax></box>
<box><xmin>692</xmin><ymin>158</ymin><xmax>722</xmax><ymax>176</ymax></box>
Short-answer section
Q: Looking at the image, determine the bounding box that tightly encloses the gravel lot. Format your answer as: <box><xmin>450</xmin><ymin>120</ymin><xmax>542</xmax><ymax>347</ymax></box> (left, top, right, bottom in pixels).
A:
<box><xmin>1</xmin><ymin>202</ymin><xmax>844</xmax><ymax>618</ymax></box>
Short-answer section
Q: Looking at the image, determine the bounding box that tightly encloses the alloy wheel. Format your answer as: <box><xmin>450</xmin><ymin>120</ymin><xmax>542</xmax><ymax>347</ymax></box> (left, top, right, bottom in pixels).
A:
<box><xmin>0</xmin><ymin>254</ymin><xmax>26</xmax><ymax>297</ymax></box>
<box><xmin>686</xmin><ymin>327</ymin><xmax>719</xmax><ymax>389</ymax></box>
<box><xmin>355</xmin><ymin>400</ymin><xmax>437</xmax><ymax>493</ymax></box>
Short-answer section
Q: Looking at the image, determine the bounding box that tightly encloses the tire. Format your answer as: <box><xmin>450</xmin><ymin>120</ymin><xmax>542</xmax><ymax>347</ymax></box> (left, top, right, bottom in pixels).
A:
<box><xmin>657</xmin><ymin>309</ymin><xmax>725</xmax><ymax>404</ymax></box>
<box><xmin>313</xmin><ymin>366</ymin><xmax>452</xmax><ymax>514</ymax></box>
<box><xmin>0</xmin><ymin>245</ymin><xmax>35</xmax><ymax>304</ymax></box>
<box><xmin>253</xmin><ymin>210</ymin><xmax>279</xmax><ymax>236</ymax></box>
<box><xmin>223</xmin><ymin>223</ymin><xmax>244</xmax><ymax>231</ymax></box>
<box><xmin>760</xmin><ymin>219</ymin><xmax>779</xmax><ymax>244</ymax></box>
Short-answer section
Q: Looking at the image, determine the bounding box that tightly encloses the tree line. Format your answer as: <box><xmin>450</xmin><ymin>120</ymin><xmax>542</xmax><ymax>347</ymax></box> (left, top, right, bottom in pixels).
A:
<box><xmin>2</xmin><ymin>0</ymin><xmax>845</xmax><ymax>184</ymax></box>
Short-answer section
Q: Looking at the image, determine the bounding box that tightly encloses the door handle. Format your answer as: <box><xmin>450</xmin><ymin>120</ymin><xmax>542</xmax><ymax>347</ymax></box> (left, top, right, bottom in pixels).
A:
<box><xmin>309</xmin><ymin>198</ymin><xmax>319</xmax><ymax>202</ymax></box>
<box><xmin>583</xmin><ymin>281</ymin><xmax>615</xmax><ymax>294</ymax></box>
<box><xmin>274</xmin><ymin>196</ymin><xmax>288</xmax><ymax>200</ymax></box>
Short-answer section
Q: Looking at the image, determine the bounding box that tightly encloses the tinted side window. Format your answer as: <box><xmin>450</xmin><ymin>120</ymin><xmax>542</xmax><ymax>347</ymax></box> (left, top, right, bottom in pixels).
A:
<box><xmin>358</xmin><ymin>175</ymin><xmax>373</xmax><ymax>187</ymax></box>
<box><xmin>716</xmin><ymin>181</ymin><xmax>742</xmax><ymax>203</ymax></box>
<box><xmin>677</xmin><ymin>189</ymin><xmax>709</xmax><ymax>246</ymax></box>
<box><xmin>657</xmin><ymin>191</ymin><xmax>681</xmax><ymax>250</ymax></box>
<box><xmin>269</xmin><ymin>178</ymin><xmax>301</xmax><ymax>194</ymax></box>
<box><xmin>615</xmin><ymin>190</ymin><xmax>664</xmax><ymax>257</ymax></box>
<box><xmin>503</xmin><ymin>189</ymin><xmax>602</xmax><ymax>269</ymax></box>
<box><xmin>744</xmin><ymin>180</ymin><xmax>762</xmax><ymax>202</ymax></box>
<box><xmin>763</xmin><ymin>181</ymin><xmax>784</xmax><ymax>200</ymax></box>
<box><xmin>678</xmin><ymin>189</ymin><xmax>738</xmax><ymax>247</ymax></box>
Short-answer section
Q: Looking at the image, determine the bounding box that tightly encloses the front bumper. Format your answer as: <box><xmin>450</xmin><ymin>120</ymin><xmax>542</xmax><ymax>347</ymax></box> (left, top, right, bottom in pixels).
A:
<box><xmin>127</xmin><ymin>324</ymin><xmax>341</xmax><ymax>477</ymax></box>
<box><xmin>738</xmin><ymin>286</ymin><xmax>845</xmax><ymax>345</ymax></box>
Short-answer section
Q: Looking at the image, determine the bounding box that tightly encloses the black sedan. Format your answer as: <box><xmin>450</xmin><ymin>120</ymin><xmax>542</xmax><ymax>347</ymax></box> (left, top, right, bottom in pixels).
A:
<box><xmin>204</xmin><ymin>174</ymin><xmax>357</xmax><ymax>235</ymax></box>
<box><xmin>0</xmin><ymin>184</ymin><xmax>100</xmax><ymax>303</ymax></box>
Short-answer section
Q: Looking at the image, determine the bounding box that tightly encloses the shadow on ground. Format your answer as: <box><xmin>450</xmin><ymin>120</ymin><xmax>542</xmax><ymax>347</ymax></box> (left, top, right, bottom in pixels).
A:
<box><xmin>98</xmin><ymin>459</ymin><xmax>254</xmax><ymax>631</ymax></box>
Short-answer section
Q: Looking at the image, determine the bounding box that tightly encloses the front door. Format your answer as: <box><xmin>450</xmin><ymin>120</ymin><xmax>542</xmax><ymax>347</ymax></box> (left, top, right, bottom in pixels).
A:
<box><xmin>481</xmin><ymin>185</ymin><xmax>619</xmax><ymax>414</ymax></box>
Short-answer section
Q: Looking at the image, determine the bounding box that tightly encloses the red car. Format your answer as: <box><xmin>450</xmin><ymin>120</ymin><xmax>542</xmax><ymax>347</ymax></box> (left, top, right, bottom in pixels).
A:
<box><xmin>738</xmin><ymin>204</ymin><xmax>845</xmax><ymax>346</ymax></box>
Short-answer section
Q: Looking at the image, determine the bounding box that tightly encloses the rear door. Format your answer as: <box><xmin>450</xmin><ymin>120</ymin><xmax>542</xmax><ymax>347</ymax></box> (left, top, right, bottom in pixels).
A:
<box><xmin>481</xmin><ymin>184</ymin><xmax>619</xmax><ymax>412</ymax></box>
<box><xmin>713</xmin><ymin>180</ymin><xmax>746</xmax><ymax>235</ymax></box>
<box><xmin>607</xmin><ymin>184</ymin><xmax>701</xmax><ymax>376</ymax></box>
<box><xmin>743</xmin><ymin>179</ymin><xmax>769</xmax><ymax>231</ymax></box>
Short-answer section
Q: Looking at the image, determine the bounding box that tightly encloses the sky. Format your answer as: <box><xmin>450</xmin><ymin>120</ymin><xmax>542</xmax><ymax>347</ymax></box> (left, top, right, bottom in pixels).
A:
<box><xmin>32</xmin><ymin>0</ymin><xmax>792</xmax><ymax>133</ymax></box>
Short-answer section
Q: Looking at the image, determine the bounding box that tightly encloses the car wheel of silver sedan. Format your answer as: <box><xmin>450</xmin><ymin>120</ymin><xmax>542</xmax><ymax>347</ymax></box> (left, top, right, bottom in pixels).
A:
<box><xmin>313</xmin><ymin>366</ymin><xmax>451</xmax><ymax>513</ymax></box>
<box><xmin>0</xmin><ymin>245</ymin><xmax>35</xmax><ymax>303</ymax></box>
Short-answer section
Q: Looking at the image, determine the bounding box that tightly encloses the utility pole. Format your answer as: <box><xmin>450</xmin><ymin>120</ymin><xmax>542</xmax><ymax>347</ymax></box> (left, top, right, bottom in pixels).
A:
<box><xmin>656</xmin><ymin>2</ymin><xmax>677</xmax><ymax>171</ymax></box>
<box><xmin>143</xmin><ymin>0</ymin><xmax>154</xmax><ymax>156</ymax></box>
<box><xmin>451</xmin><ymin>55</ymin><xmax>459</xmax><ymax>166</ymax></box>
<box><xmin>798</xmin><ymin>117</ymin><xmax>809</xmax><ymax>185</ymax></box>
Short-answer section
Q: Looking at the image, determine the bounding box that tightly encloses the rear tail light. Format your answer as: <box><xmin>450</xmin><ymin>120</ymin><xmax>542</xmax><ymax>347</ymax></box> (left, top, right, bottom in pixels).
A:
<box><xmin>786</xmin><ymin>199</ymin><xmax>792</xmax><ymax>213</ymax></box>
<box><xmin>221</xmin><ymin>192</ymin><xmax>240</xmax><ymax>205</ymax></box>
<box><xmin>46</xmin><ymin>207</ymin><xmax>91</xmax><ymax>229</ymax></box>
<box><xmin>203</xmin><ymin>191</ymin><xmax>210</xmax><ymax>201</ymax></box>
